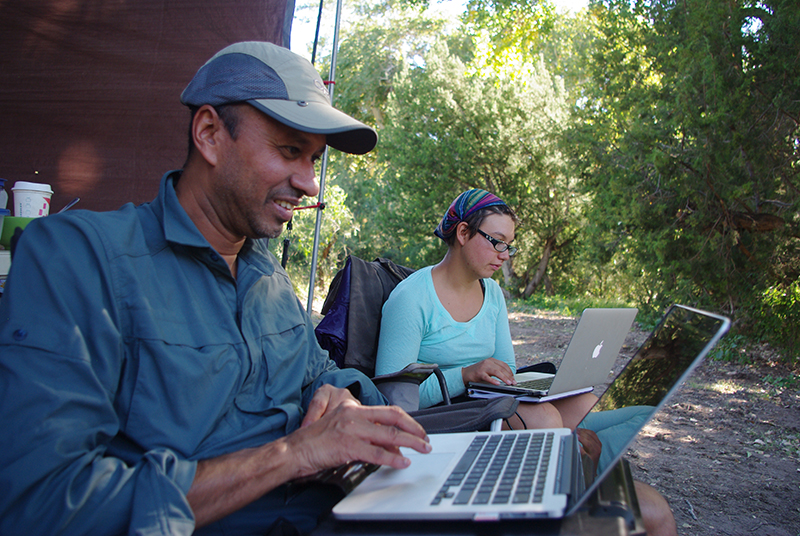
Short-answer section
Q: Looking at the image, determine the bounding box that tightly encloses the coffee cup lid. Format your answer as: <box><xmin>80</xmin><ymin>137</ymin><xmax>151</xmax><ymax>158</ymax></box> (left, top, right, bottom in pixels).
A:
<box><xmin>12</xmin><ymin>181</ymin><xmax>53</xmax><ymax>194</ymax></box>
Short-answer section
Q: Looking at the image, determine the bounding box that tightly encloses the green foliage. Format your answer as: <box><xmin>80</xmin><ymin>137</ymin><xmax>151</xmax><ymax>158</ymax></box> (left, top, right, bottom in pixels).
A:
<box><xmin>268</xmin><ymin>183</ymin><xmax>357</xmax><ymax>298</ymax></box>
<box><xmin>508</xmin><ymin>294</ymin><xmax>634</xmax><ymax>318</ymax></box>
<box><xmin>568</xmin><ymin>0</ymin><xmax>800</xmax><ymax>358</ymax></box>
<box><xmin>707</xmin><ymin>334</ymin><xmax>753</xmax><ymax>364</ymax></box>
<box><xmin>751</xmin><ymin>279</ymin><xmax>800</xmax><ymax>360</ymax></box>
<box><xmin>374</xmin><ymin>35</ymin><xmax>584</xmax><ymax>294</ymax></box>
<box><xmin>763</xmin><ymin>373</ymin><xmax>800</xmax><ymax>391</ymax></box>
<box><xmin>315</xmin><ymin>5</ymin><xmax>465</xmax><ymax>269</ymax></box>
<box><xmin>462</xmin><ymin>0</ymin><xmax>557</xmax><ymax>61</ymax></box>
<box><xmin>288</xmin><ymin>0</ymin><xmax>799</xmax><ymax>358</ymax></box>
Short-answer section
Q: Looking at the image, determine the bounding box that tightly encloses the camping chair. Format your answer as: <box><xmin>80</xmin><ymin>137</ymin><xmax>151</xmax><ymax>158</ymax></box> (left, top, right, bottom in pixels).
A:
<box><xmin>315</xmin><ymin>256</ymin><xmax>519</xmax><ymax>433</ymax></box>
<box><xmin>315</xmin><ymin>255</ymin><xmax>451</xmax><ymax>412</ymax></box>
<box><xmin>314</xmin><ymin>255</ymin><xmax>556</xmax><ymax>404</ymax></box>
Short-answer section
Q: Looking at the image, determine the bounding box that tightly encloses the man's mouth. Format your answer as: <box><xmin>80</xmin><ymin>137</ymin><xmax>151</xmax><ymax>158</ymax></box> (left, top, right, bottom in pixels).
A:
<box><xmin>271</xmin><ymin>199</ymin><xmax>296</xmax><ymax>223</ymax></box>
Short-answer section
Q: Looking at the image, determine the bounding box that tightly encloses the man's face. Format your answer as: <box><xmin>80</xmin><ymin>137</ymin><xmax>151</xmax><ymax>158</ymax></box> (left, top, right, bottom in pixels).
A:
<box><xmin>214</xmin><ymin>105</ymin><xmax>325</xmax><ymax>239</ymax></box>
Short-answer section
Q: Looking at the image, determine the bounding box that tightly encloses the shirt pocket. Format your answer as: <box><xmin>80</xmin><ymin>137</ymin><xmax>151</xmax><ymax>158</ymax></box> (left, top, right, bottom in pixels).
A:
<box><xmin>121</xmin><ymin>321</ymin><xmax>245</xmax><ymax>456</ymax></box>
<box><xmin>234</xmin><ymin>277</ymin><xmax>311</xmax><ymax>414</ymax></box>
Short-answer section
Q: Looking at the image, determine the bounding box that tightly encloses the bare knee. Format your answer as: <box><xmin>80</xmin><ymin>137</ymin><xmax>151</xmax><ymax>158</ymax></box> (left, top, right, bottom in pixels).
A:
<box><xmin>503</xmin><ymin>402</ymin><xmax>563</xmax><ymax>430</ymax></box>
<box><xmin>634</xmin><ymin>481</ymin><xmax>677</xmax><ymax>536</ymax></box>
<box><xmin>552</xmin><ymin>392</ymin><xmax>598</xmax><ymax>430</ymax></box>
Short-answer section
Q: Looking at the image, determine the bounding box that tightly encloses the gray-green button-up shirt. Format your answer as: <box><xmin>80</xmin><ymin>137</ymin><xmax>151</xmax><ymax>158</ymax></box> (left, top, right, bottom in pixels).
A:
<box><xmin>0</xmin><ymin>171</ymin><xmax>383</xmax><ymax>535</ymax></box>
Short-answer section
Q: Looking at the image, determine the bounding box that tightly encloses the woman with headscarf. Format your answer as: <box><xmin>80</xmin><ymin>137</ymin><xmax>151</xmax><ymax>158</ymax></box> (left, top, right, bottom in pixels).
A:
<box><xmin>375</xmin><ymin>189</ymin><xmax>595</xmax><ymax>430</ymax></box>
<box><xmin>376</xmin><ymin>190</ymin><xmax>679</xmax><ymax>534</ymax></box>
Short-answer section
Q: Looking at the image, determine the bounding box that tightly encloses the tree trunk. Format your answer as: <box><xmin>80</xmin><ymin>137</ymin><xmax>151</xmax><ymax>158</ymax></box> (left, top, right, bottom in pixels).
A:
<box><xmin>522</xmin><ymin>235</ymin><xmax>557</xmax><ymax>298</ymax></box>
<box><xmin>501</xmin><ymin>259</ymin><xmax>515</xmax><ymax>288</ymax></box>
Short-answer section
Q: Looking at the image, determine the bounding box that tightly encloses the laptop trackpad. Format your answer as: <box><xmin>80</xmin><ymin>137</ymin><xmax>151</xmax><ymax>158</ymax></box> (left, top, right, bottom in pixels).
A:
<box><xmin>334</xmin><ymin>452</ymin><xmax>455</xmax><ymax>513</ymax></box>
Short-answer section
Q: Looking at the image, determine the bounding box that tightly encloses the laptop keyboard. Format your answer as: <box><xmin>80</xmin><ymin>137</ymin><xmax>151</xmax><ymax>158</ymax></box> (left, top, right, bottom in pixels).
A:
<box><xmin>431</xmin><ymin>432</ymin><xmax>554</xmax><ymax>506</ymax></box>
<box><xmin>516</xmin><ymin>377</ymin><xmax>554</xmax><ymax>391</ymax></box>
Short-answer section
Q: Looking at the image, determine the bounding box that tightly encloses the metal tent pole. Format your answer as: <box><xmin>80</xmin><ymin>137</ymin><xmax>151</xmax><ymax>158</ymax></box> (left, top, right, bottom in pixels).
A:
<box><xmin>306</xmin><ymin>0</ymin><xmax>344</xmax><ymax>313</ymax></box>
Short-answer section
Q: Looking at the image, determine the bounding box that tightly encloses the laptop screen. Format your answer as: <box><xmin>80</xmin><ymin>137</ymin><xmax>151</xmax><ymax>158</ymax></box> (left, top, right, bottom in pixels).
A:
<box><xmin>588</xmin><ymin>304</ymin><xmax>730</xmax><ymax>413</ymax></box>
<box><xmin>568</xmin><ymin>304</ymin><xmax>730</xmax><ymax>514</ymax></box>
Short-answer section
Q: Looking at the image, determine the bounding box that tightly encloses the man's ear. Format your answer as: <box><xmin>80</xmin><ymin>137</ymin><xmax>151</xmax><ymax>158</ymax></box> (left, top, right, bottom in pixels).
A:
<box><xmin>192</xmin><ymin>105</ymin><xmax>225</xmax><ymax>166</ymax></box>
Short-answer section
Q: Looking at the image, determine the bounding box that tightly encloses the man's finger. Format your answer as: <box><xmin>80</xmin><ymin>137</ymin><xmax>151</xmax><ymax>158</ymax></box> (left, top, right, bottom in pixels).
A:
<box><xmin>341</xmin><ymin>416</ymin><xmax>431</xmax><ymax>467</ymax></box>
<box><xmin>302</xmin><ymin>384</ymin><xmax>358</xmax><ymax>427</ymax></box>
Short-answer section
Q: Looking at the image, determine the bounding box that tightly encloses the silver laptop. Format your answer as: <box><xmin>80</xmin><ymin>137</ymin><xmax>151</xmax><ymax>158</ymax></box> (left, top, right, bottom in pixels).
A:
<box><xmin>332</xmin><ymin>304</ymin><xmax>730</xmax><ymax>521</ymax></box>
<box><xmin>468</xmin><ymin>308</ymin><xmax>638</xmax><ymax>402</ymax></box>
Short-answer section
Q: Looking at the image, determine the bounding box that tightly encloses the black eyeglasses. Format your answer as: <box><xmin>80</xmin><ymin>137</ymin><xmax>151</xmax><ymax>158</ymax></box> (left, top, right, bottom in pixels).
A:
<box><xmin>476</xmin><ymin>229</ymin><xmax>518</xmax><ymax>257</ymax></box>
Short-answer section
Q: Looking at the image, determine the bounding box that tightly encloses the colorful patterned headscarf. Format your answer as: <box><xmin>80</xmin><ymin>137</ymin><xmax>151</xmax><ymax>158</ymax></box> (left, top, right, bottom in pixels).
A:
<box><xmin>434</xmin><ymin>189</ymin><xmax>507</xmax><ymax>241</ymax></box>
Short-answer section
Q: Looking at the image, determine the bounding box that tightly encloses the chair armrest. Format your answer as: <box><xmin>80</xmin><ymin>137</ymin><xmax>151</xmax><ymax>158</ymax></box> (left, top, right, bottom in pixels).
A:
<box><xmin>371</xmin><ymin>363</ymin><xmax>438</xmax><ymax>385</ymax></box>
<box><xmin>371</xmin><ymin>363</ymin><xmax>450</xmax><ymax>412</ymax></box>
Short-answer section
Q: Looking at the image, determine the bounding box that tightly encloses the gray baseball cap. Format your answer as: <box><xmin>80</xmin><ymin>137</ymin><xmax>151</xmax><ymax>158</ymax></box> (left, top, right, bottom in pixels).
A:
<box><xmin>181</xmin><ymin>41</ymin><xmax>377</xmax><ymax>155</ymax></box>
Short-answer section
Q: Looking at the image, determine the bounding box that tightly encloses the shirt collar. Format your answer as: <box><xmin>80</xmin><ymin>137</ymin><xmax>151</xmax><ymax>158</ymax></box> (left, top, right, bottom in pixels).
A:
<box><xmin>159</xmin><ymin>170</ymin><xmax>210</xmax><ymax>249</ymax></box>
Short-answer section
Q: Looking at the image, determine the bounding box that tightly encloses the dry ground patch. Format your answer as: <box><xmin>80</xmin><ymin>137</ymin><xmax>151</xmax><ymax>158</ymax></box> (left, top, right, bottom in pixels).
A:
<box><xmin>508</xmin><ymin>310</ymin><xmax>800</xmax><ymax>536</ymax></box>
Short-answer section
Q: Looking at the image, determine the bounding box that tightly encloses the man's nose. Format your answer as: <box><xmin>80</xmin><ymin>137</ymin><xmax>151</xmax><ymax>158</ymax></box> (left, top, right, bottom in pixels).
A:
<box><xmin>292</xmin><ymin>160</ymin><xmax>321</xmax><ymax>198</ymax></box>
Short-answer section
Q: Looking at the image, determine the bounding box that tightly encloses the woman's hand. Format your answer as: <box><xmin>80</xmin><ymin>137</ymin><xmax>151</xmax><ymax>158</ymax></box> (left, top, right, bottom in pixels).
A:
<box><xmin>461</xmin><ymin>357</ymin><xmax>516</xmax><ymax>386</ymax></box>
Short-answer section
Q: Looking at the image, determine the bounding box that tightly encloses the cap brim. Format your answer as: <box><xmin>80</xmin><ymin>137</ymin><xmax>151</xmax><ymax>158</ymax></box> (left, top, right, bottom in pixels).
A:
<box><xmin>249</xmin><ymin>99</ymin><xmax>377</xmax><ymax>155</ymax></box>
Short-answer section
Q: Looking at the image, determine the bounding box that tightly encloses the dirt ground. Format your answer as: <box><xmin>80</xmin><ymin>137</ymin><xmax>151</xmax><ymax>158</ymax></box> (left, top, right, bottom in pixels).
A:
<box><xmin>508</xmin><ymin>308</ymin><xmax>800</xmax><ymax>536</ymax></box>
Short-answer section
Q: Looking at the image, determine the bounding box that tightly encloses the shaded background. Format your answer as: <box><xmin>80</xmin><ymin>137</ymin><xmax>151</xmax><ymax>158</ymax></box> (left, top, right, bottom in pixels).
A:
<box><xmin>1</xmin><ymin>0</ymin><xmax>293</xmax><ymax>213</ymax></box>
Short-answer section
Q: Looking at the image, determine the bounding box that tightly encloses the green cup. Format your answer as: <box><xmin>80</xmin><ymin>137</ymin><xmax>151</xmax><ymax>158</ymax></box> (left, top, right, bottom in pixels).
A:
<box><xmin>0</xmin><ymin>216</ymin><xmax>36</xmax><ymax>248</ymax></box>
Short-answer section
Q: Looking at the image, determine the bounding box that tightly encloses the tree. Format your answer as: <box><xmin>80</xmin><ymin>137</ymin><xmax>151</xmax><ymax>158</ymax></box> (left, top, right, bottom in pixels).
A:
<box><xmin>292</xmin><ymin>1</ymin><xmax>596</xmax><ymax>298</ymax></box>
<box><xmin>372</xmin><ymin>35</ymin><xmax>582</xmax><ymax>296</ymax></box>
<box><xmin>571</xmin><ymin>0</ymin><xmax>800</xmax><ymax>352</ymax></box>
<box><xmin>462</xmin><ymin>0</ymin><xmax>557</xmax><ymax>61</ymax></box>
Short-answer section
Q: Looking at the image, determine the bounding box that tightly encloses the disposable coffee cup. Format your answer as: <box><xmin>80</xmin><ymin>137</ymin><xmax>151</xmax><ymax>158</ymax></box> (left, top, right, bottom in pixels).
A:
<box><xmin>12</xmin><ymin>181</ymin><xmax>53</xmax><ymax>217</ymax></box>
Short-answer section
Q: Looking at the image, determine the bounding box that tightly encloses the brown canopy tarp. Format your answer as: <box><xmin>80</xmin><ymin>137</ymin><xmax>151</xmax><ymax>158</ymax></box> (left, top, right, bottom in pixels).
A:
<box><xmin>1</xmin><ymin>0</ymin><xmax>294</xmax><ymax>213</ymax></box>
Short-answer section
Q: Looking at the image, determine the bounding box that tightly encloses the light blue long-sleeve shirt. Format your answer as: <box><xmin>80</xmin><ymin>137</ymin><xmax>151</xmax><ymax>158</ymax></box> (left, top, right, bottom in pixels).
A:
<box><xmin>375</xmin><ymin>266</ymin><xmax>516</xmax><ymax>408</ymax></box>
<box><xmin>0</xmin><ymin>171</ymin><xmax>383</xmax><ymax>535</ymax></box>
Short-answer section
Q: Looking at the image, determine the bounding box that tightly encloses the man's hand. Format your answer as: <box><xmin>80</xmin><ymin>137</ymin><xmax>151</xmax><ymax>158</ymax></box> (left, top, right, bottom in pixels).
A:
<box><xmin>301</xmin><ymin>383</ymin><xmax>361</xmax><ymax>427</ymax></box>
<box><xmin>576</xmin><ymin>428</ymin><xmax>602</xmax><ymax>471</ymax></box>
<box><xmin>461</xmin><ymin>357</ymin><xmax>516</xmax><ymax>386</ymax></box>
<box><xmin>188</xmin><ymin>385</ymin><xmax>430</xmax><ymax>528</ymax></box>
<box><xmin>289</xmin><ymin>387</ymin><xmax>431</xmax><ymax>478</ymax></box>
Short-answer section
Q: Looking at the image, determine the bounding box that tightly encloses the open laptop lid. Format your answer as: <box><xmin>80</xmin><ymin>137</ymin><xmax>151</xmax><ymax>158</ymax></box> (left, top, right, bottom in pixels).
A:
<box><xmin>565</xmin><ymin>304</ymin><xmax>731</xmax><ymax>516</ymax></box>
<box><xmin>546</xmin><ymin>307</ymin><xmax>638</xmax><ymax>396</ymax></box>
<box><xmin>330</xmin><ymin>304</ymin><xmax>729</xmax><ymax>522</ymax></box>
<box><xmin>469</xmin><ymin>308</ymin><xmax>638</xmax><ymax>398</ymax></box>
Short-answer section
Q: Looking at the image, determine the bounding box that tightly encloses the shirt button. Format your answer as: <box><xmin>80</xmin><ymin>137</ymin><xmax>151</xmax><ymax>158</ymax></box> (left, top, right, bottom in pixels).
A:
<box><xmin>210</xmin><ymin>253</ymin><xmax>220</xmax><ymax>262</ymax></box>
<box><xmin>13</xmin><ymin>329</ymin><xmax>27</xmax><ymax>341</ymax></box>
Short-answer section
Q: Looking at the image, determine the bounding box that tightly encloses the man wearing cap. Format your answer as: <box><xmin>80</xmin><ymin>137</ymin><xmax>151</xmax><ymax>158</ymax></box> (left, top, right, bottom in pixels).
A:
<box><xmin>0</xmin><ymin>41</ymin><xmax>430</xmax><ymax>535</ymax></box>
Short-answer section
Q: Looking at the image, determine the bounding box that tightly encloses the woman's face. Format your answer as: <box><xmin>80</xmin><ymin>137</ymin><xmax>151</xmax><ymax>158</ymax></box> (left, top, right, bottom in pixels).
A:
<box><xmin>460</xmin><ymin>212</ymin><xmax>516</xmax><ymax>279</ymax></box>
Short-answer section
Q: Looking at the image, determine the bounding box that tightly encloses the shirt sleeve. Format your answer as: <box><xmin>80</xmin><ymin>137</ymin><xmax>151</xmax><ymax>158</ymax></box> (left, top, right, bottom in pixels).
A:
<box><xmin>0</xmin><ymin>217</ymin><xmax>197</xmax><ymax>535</ymax></box>
<box><xmin>375</xmin><ymin>274</ymin><xmax>455</xmax><ymax>409</ymax></box>
<box><xmin>375</xmin><ymin>281</ymin><xmax>425</xmax><ymax>379</ymax></box>
<box><xmin>431</xmin><ymin>366</ymin><xmax>468</xmax><ymax>407</ymax></box>
<box><xmin>302</xmin><ymin>363</ymin><xmax>389</xmax><ymax>409</ymax></box>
